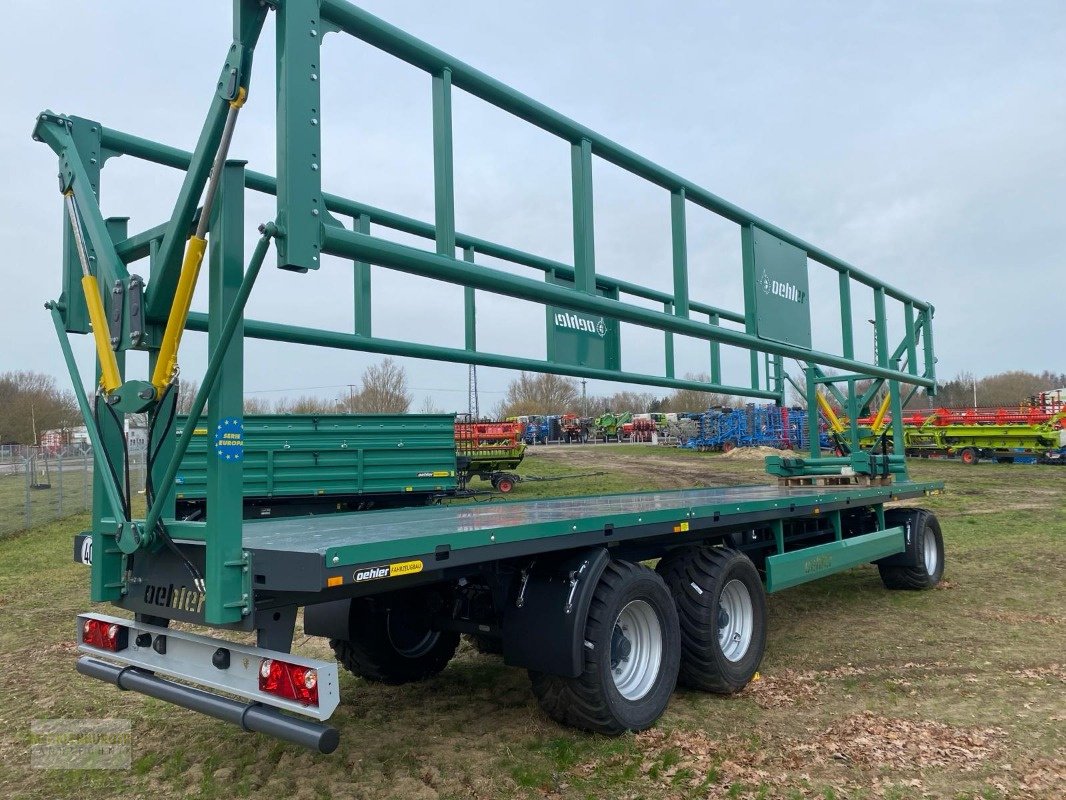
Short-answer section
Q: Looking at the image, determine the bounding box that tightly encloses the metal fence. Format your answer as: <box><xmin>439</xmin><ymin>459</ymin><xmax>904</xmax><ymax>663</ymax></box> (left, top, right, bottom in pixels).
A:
<box><xmin>0</xmin><ymin>446</ymin><xmax>146</xmax><ymax>538</ymax></box>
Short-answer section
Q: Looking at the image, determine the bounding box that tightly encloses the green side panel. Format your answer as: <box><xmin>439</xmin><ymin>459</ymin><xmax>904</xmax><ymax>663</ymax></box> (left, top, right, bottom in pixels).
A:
<box><xmin>751</xmin><ymin>227</ymin><xmax>812</xmax><ymax>350</ymax></box>
<box><xmin>765</xmin><ymin>526</ymin><xmax>904</xmax><ymax>592</ymax></box>
<box><xmin>174</xmin><ymin>414</ymin><xmax>458</xmax><ymax>500</ymax></box>
<box><xmin>546</xmin><ymin>273</ymin><xmax>620</xmax><ymax>371</ymax></box>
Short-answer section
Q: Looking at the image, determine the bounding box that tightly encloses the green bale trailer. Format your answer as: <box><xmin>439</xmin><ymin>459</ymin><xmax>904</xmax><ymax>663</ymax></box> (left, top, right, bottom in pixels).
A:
<box><xmin>42</xmin><ymin>0</ymin><xmax>943</xmax><ymax>754</ymax></box>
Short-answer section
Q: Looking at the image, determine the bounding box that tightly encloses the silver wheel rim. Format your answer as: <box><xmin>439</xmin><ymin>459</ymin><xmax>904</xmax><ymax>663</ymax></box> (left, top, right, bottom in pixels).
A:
<box><xmin>923</xmin><ymin>530</ymin><xmax>938</xmax><ymax>575</ymax></box>
<box><xmin>610</xmin><ymin>600</ymin><xmax>663</xmax><ymax>700</ymax></box>
<box><xmin>717</xmin><ymin>579</ymin><xmax>754</xmax><ymax>662</ymax></box>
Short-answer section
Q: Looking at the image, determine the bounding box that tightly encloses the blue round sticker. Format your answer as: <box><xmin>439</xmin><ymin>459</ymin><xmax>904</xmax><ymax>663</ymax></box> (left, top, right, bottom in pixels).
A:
<box><xmin>214</xmin><ymin>417</ymin><xmax>244</xmax><ymax>462</ymax></box>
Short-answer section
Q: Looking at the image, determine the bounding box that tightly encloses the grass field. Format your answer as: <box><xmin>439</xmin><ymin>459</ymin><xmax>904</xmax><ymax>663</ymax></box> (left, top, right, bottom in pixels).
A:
<box><xmin>0</xmin><ymin>447</ymin><xmax>1062</xmax><ymax>799</ymax></box>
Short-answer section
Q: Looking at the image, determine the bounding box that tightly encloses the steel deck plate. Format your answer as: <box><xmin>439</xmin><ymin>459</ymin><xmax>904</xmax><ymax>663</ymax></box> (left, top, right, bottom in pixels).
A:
<box><xmin>242</xmin><ymin>481</ymin><xmax>941</xmax><ymax>568</ymax></box>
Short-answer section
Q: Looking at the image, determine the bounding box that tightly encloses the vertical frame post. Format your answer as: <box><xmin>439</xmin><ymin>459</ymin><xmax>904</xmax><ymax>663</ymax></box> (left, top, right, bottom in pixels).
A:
<box><xmin>432</xmin><ymin>68</ymin><xmax>456</xmax><ymax>257</ymax></box>
<box><xmin>276</xmin><ymin>0</ymin><xmax>325</xmax><ymax>271</ymax></box>
<box><xmin>90</xmin><ymin>216</ymin><xmax>129</xmax><ymax>603</ymax></box>
<box><xmin>670</xmin><ymin>189</ymin><xmax>689</xmax><ymax>317</ymax></box>
<box><xmin>739</xmin><ymin>224</ymin><xmax>761</xmax><ymax>389</ymax></box>
<box><xmin>708</xmin><ymin>312</ymin><xmax>722</xmax><ymax>385</ymax></box>
<box><xmin>353</xmin><ymin>213</ymin><xmax>371</xmax><ymax>336</ymax></box>
<box><xmin>921</xmin><ymin>308</ymin><xmax>936</xmax><ymax>389</ymax></box>
<box><xmin>205</xmin><ymin>161</ymin><xmax>247</xmax><ymax>625</ymax></box>
<box><xmin>663</xmin><ymin>302</ymin><xmax>675</xmax><ymax>379</ymax></box>
<box><xmin>805</xmin><ymin>366</ymin><xmax>820</xmax><ymax>459</ymax></box>
<box><xmin>873</xmin><ymin>287</ymin><xmax>888</xmax><ymax>368</ymax></box>
<box><xmin>570</xmin><ymin>138</ymin><xmax>596</xmax><ymax>295</ymax></box>
<box><xmin>839</xmin><ymin>271</ymin><xmax>854</xmax><ymax>360</ymax></box>
<box><xmin>903</xmin><ymin>301</ymin><xmax>918</xmax><ymax>376</ymax></box>
<box><xmin>463</xmin><ymin>247</ymin><xmax>477</xmax><ymax>351</ymax></box>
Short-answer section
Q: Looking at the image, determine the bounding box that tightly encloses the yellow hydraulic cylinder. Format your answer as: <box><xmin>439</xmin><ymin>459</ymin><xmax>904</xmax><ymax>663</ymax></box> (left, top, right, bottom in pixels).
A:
<box><xmin>81</xmin><ymin>274</ymin><xmax>122</xmax><ymax>393</ymax></box>
<box><xmin>150</xmin><ymin>235</ymin><xmax>208</xmax><ymax>394</ymax></box>
<box><xmin>870</xmin><ymin>391</ymin><xmax>892</xmax><ymax>432</ymax></box>
<box><xmin>815</xmin><ymin>390</ymin><xmax>846</xmax><ymax>434</ymax></box>
<box><xmin>64</xmin><ymin>191</ymin><xmax>122</xmax><ymax>393</ymax></box>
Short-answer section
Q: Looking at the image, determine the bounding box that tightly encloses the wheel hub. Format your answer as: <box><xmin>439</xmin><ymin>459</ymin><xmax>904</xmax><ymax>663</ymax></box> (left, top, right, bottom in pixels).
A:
<box><xmin>609</xmin><ymin>600</ymin><xmax>663</xmax><ymax>701</ymax></box>
<box><xmin>716</xmin><ymin>579</ymin><xmax>754</xmax><ymax>662</ymax></box>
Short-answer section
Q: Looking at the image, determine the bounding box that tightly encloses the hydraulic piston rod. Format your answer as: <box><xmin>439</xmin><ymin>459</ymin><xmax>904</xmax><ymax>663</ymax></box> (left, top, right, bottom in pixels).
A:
<box><xmin>150</xmin><ymin>88</ymin><xmax>248</xmax><ymax>396</ymax></box>
<box><xmin>64</xmin><ymin>191</ymin><xmax>122</xmax><ymax>393</ymax></box>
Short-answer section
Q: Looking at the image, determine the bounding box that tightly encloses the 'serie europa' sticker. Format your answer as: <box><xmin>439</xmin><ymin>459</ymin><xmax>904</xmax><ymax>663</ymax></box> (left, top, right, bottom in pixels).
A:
<box><xmin>214</xmin><ymin>417</ymin><xmax>244</xmax><ymax>462</ymax></box>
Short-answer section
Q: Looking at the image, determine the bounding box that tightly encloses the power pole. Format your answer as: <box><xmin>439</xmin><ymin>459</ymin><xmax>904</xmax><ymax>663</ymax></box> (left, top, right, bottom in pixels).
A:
<box><xmin>347</xmin><ymin>384</ymin><xmax>357</xmax><ymax>413</ymax></box>
<box><xmin>468</xmin><ymin>364</ymin><xmax>479</xmax><ymax>419</ymax></box>
<box><xmin>581</xmin><ymin>379</ymin><xmax>587</xmax><ymax>418</ymax></box>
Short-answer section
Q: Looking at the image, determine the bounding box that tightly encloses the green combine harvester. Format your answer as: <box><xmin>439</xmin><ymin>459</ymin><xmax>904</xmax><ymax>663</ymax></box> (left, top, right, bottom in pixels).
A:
<box><xmin>42</xmin><ymin>0</ymin><xmax>944</xmax><ymax>753</ymax></box>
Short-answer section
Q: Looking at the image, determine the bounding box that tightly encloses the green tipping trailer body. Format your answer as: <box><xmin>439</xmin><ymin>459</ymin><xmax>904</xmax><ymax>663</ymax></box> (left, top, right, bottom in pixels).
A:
<box><xmin>174</xmin><ymin>414</ymin><xmax>458</xmax><ymax>519</ymax></box>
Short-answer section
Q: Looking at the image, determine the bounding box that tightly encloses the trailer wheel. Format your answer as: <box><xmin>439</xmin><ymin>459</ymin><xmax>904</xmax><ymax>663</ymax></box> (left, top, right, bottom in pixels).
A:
<box><xmin>329</xmin><ymin>588</ymin><xmax>459</xmax><ymax>685</ymax></box>
<box><xmin>656</xmin><ymin>547</ymin><xmax>766</xmax><ymax>694</ymax></box>
<box><xmin>496</xmin><ymin>476</ymin><xmax>515</xmax><ymax>493</ymax></box>
<box><xmin>878</xmin><ymin>509</ymin><xmax>945</xmax><ymax>590</ymax></box>
<box><xmin>959</xmin><ymin>447</ymin><xmax>979</xmax><ymax>465</ymax></box>
<box><xmin>529</xmin><ymin>560</ymin><xmax>680</xmax><ymax>735</ymax></box>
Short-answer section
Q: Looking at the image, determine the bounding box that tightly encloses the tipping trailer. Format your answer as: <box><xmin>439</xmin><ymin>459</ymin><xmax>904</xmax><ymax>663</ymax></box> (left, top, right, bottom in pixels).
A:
<box><xmin>173</xmin><ymin>413</ymin><xmax>459</xmax><ymax>519</ymax></box>
<box><xmin>41</xmin><ymin>0</ymin><xmax>942</xmax><ymax>754</ymax></box>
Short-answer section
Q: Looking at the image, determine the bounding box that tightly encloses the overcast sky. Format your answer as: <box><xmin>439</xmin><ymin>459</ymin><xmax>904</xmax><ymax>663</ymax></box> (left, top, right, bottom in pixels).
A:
<box><xmin>2</xmin><ymin>1</ymin><xmax>1063</xmax><ymax>411</ymax></box>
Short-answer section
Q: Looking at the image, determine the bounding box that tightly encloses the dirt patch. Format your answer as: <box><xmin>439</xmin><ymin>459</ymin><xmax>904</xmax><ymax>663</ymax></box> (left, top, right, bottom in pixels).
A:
<box><xmin>720</xmin><ymin>446</ymin><xmax>796</xmax><ymax>460</ymax></box>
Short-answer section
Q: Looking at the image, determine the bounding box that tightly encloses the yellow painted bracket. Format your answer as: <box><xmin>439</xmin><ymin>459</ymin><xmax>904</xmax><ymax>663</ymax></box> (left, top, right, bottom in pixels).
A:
<box><xmin>151</xmin><ymin>235</ymin><xmax>207</xmax><ymax>394</ymax></box>
<box><xmin>81</xmin><ymin>274</ymin><xmax>122</xmax><ymax>392</ymax></box>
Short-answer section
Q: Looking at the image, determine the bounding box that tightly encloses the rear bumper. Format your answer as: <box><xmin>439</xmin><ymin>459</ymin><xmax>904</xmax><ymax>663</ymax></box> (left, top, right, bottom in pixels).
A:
<box><xmin>77</xmin><ymin>657</ymin><xmax>339</xmax><ymax>753</ymax></box>
<box><xmin>75</xmin><ymin>613</ymin><xmax>341</xmax><ymax>753</ymax></box>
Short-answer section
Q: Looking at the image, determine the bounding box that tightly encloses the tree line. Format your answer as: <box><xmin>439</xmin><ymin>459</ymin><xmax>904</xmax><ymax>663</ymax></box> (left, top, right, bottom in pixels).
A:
<box><xmin>3</xmin><ymin>366</ymin><xmax>1061</xmax><ymax>444</ymax></box>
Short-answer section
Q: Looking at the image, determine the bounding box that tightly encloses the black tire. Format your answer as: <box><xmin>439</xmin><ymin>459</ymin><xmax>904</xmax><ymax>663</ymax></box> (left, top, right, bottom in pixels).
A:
<box><xmin>329</xmin><ymin>587</ymin><xmax>459</xmax><ymax>684</ymax></box>
<box><xmin>529</xmin><ymin>560</ymin><xmax>680</xmax><ymax>735</ymax></box>
<box><xmin>959</xmin><ymin>447</ymin><xmax>979</xmax><ymax>465</ymax></box>
<box><xmin>878</xmin><ymin>508</ymin><xmax>945</xmax><ymax>590</ymax></box>
<box><xmin>656</xmin><ymin>546</ymin><xmax>767</xmax><ymax>694</ymax></box>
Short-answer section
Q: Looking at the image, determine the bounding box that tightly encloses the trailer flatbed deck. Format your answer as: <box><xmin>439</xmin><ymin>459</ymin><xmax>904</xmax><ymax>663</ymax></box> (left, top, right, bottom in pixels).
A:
<box><xmin>240</xmin><ymin>480</ymin><xmax>942</xmax><ymax>594</ymax></box>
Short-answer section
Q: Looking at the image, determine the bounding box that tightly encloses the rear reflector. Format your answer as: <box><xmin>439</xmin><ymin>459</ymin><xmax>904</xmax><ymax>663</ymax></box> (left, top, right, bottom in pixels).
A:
<box><xmin>259</xmin><ymin>658</ymin><xmax>319</xmax><ymax>706</ymax></box>
<box><xmin>81</xmin><ymin>618</ymin><xmax>128</xmax><ymax>652</ymax></box>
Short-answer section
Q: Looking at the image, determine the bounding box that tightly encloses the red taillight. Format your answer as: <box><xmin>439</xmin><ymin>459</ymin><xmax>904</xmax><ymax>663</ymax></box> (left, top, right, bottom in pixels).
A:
<box><xmin>81</xmin><ymin>619</ymin><xmax>128</xmax><ymax>652</ymax></box>
<box><xmin>258</xmin><ymin>658</ymin><xmax>319</xmax><ymax>706</ymax></box>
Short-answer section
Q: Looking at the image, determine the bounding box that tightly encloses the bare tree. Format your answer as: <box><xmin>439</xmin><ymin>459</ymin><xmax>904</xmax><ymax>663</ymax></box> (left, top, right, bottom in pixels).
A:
<box><xmin>0</xmin><ymin>371</ymin><xmax>79</xmax><ymax>444</ymax></box>
<box><xmin>418</xmin><ymin>395</ymin><xmax>444</xmax><ymax>414</ymax></box>
<box><xmin>500</xmin><ymin>372</ymin><xmax>579</xmax><ymax>417</ymax></box>
<box><xmin>175</xmin><ymin>379</ymin><xmax>200</xmax><ymax>415</ymax></box>
<box><xmin>349</xmin><ymin>358</ymin><xmax>412</xmax><ymax>413</ymax></box>
<box><xmin>661</xmin><ymin>373</ymin><xmax>740</xmax><ymax>413</ymax></box>
<box><xmin>274</xmin><ymin>395</ymin><xmax>340</xmax><ymax>414</ymax></box>
<box><xmin>243</xmin><ymin>395</ymin><xmax>273</xmax><ymax>414</ymax></box>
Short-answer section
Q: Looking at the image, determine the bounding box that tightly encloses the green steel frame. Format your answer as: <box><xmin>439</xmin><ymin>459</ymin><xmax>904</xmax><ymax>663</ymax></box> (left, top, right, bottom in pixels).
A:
<box><xmin>34</xmin><ymin>0</ymin><xmax>937</xmax><ymax>624</ymax></box>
